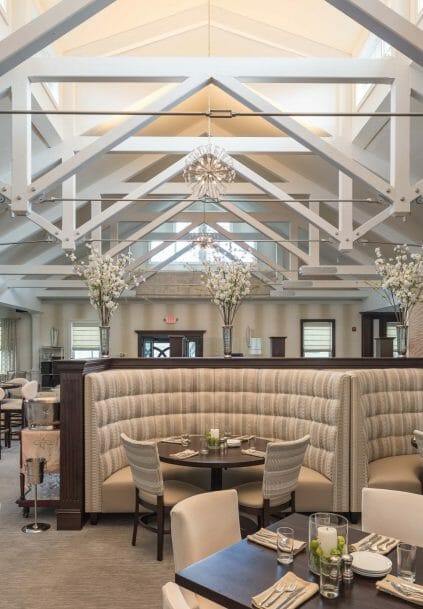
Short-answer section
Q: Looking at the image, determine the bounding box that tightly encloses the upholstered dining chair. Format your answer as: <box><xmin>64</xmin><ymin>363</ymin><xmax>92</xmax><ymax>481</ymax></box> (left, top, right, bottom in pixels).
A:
<box><xmin>234</xmin><ymin>435</ymin><xmax>310</xmax><ymax>529</ymax></box>
<box><xmin>414</xmin><ymin>429</ymin><xmax>423</xmax><ymax>458</ymax></box>
<box><xmin>362</xmin><ymin>488</ymin><xmax>423</xmax><ymax>546</ymax></box>
<box><xmin>170</xmin><ymin>489</ymin><xmax>241</xmax><ymax>609</ymax></box>
<box><xmin>0</xmin><ymin>388</ymin><xmax>10</xmax><ymax>458</ymax></box>
<box><xmin>120</xmin><ymin>432</ymin><xmax>203</xmax><ymax>561</ymax></box>
<box><xmin>7</xmin><ymin>377</ymin><xmax>29</xmax><ymax>398</ymax></box>
<box><xmin>162</xmin><ymin>582</ymin><xmax>190</xmax><ymax>609</ymax></box>
<box><xmin>0</xmin><ymin>381</ymin><xmax>32</xmax><ymax>446</ymax></box>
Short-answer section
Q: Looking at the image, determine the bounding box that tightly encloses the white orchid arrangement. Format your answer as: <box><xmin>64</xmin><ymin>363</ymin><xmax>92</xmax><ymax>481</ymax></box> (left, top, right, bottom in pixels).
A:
<box><xmin>69</xmin><ymin>245</ymin><xmax>140</xmax><ymax>326</ymax></box>
<box><xmin>374</xmin><ymin>244</ymin><xmax>423</xmax><ymax>325</ymax></box>
<box><xmin>203</xmin><ymin>257</ymin><xmax>252</xmax><ymax>325</ymax></box>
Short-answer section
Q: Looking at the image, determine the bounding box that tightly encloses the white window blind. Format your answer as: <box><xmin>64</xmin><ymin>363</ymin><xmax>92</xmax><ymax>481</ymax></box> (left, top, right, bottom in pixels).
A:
<box><xmin>386</xmin><ymin>322</ymin><xmax>399</xmax><ymax>357</ymax></box>
<box><xmin>302</xmin><ymin>321</ymin><xmax>334</xmax><ymax>357</ymax></box>
<box><xmin>71</xmin><ymin>322</ymin><xmax>100</xmax><ymax>358</ymax></box>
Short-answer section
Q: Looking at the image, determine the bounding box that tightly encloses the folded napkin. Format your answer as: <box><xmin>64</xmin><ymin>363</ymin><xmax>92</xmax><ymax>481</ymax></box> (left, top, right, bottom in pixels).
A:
<box><xmin>241</xmin><ymin>448</ymin><xmax>266</xmax><ymax>458</ymax></box>
<box><xmin>169</xmin><ymin>449</ymin><xmax>199</xmax><ymax>460</ymax></box>
<box><xmin>161</xmin><ymin>437</ymin><xmax>183</xmax><ymax>444</ymax></box>
<box><xmin>233</xmin><ymin>435</ymin><xmax>255</xmax><ymax>442</ymax></box>
<box><xmin>350</xmin><ymin>533</ymin><xmax>399</xmax><ymax>555</ymax></box>
<box><xmin>252</xmin><ymin>572</ymin><xmax>318</xmax><ymax>609</ymax></box>
<box><xmin>376</xmin><ymin>575</ymin><xmax>423</xmax><ymax>606</ymax></box>
<box><xmin>248</xmin><ymin>529</ymin><xmax>306</xmax><ymax>555</ymax></box>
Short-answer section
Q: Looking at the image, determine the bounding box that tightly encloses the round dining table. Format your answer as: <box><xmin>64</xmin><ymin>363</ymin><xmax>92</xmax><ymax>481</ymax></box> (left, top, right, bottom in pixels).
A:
<box><xmin>158</xmin><ymin>435</ymin><xmax>267</xmax><ymax>490</ymax></box>
<box><xmin>0</xmin><ymin>382</ymin><xmax>21</xmax><ymax>391</ymax></box>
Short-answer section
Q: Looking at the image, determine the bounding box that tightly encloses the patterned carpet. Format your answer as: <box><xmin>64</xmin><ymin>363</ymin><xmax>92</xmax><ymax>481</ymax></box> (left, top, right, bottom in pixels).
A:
<box><xmin>0</xmin><ymin>445</ymin><xmax>174</xmax><ymax>609</ymax></box>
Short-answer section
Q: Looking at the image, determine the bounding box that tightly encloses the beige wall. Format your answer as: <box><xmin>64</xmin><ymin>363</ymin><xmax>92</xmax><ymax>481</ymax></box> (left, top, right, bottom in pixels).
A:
<box><xmin>38</xmin><ymin>299</ymin><xmax>362</xmax><ymax>358</ymax></box>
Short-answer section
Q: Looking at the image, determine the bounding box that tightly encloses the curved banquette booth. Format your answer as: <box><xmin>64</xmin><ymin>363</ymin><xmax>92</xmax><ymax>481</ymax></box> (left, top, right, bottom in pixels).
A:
<box><xmin>84</xmin><ymin>368</ymin><xmax>352</xmax><ymax>517</ymax></box>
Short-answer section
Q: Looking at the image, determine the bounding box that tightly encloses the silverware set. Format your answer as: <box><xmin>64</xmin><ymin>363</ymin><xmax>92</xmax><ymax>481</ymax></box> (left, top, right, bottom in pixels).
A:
<box><xmin>258</xmin><ymin>582</ymin><xmax>305</xmax><ymax>609</ymax></box>
<box><xmin>392</xmin><ymin>581</ymin><xmax>423</xmax><ymax>599</ymax></box>
<box><xmin>354</xmin><ymin>534</ymin><xmax>396</xmax><ymax>553</ymax></box>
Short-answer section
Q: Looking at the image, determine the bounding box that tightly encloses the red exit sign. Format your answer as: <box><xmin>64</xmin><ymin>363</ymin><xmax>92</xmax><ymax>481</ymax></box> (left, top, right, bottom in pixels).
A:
<box><xmin>164</xmin><ymin>315</ymin><xmax>178</xmax><ymax>324</ymax></box>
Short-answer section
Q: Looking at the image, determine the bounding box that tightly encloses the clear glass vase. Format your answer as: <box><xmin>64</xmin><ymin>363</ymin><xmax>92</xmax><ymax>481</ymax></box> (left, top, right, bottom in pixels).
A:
<box><xmin>222</xmin><ymin>325</ymin><xmax>233</xmax><ymax>358</ymax></box>
<box><xmin>99</xmin><ymin>325</ymin><xmax>111</xmax><ymax>358</ymax></box>
<box><xmin>396</xmin><ymin>324</ymin><xmax>408</xmax><ymax>357</ymax></box>
<box><xmin>308</xmin><ymin>512</ymin><xmax>348</xmax><ymax>575</ymax></box>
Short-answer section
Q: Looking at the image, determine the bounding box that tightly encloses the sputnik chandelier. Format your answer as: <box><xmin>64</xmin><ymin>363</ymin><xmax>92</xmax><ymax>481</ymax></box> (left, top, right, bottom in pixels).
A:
<box><xmin>183</xmin><ymin>143</ymin><xmax>236</xmax><ymax>201</ymax></box>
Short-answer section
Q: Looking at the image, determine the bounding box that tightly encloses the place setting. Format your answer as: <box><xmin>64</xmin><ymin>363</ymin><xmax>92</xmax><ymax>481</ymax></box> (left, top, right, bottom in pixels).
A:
<box><xmin>168</xmin><ymin>449</ymin><xmax>199</xmax><ymax>460</ymax></box>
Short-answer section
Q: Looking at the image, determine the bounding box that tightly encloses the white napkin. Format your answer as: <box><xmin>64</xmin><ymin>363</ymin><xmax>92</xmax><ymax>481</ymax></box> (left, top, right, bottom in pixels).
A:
<box><xmin>376</xmin><ymin>575</ymin><xmax>423</xmax><ymax>606</ymax></box>
<box><xmin>169</xmin><ymin>449</ymin><xmax>199</xmax><ymax>460</ymax></box>
<box><xmin>350</xmin><ymin>533</ymin><xmax>399</xmax><ymax>555</ymax></box>
<box><xmin>161</xmin><ymin>437</ymin><xmax>183</xmax><ymax>444</ymax></box>
<box><xmin>241</xmin><ymin>448</ymin><xmax>266</xmax><ymax>458</ymax></box>
<box><xmin>248</xmin><ymin>528</ymin><xmax>306</xmax><ymax>554</ymax></box>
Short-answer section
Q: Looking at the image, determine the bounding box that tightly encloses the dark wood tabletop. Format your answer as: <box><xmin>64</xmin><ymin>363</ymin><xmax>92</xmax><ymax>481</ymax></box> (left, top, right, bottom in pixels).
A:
<box><xmin>158</xmin><ymin>435</ymin><xmax>266</xmax><ymax>490</ymax></box>
<box><xmin>175</xmin><ymin>513</ymin><xmax>423</xmax><ymax>609</ymax></box>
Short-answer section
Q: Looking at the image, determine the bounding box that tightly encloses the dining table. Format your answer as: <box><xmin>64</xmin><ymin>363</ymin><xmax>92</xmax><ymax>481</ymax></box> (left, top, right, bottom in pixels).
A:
<box><xmin>175</xmin><ymin>512</ymin><xmax>423</xmax><ymax>609</ymax></box>
<box><xmin>158</xmin><ymin>435</ymin><xmax>266</xmax><ymax>490</ymax></box>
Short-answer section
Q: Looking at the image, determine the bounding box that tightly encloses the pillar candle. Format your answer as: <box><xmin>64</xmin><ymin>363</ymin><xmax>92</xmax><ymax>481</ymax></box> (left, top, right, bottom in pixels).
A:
<box><xmin>317</xmin><ymin>526</ymin><xmax>337</xmax><ymax>555</ymax></box>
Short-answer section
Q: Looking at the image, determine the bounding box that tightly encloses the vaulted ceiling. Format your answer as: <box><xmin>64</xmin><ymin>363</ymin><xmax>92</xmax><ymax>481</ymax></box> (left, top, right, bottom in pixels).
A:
<box><xmin>0</xmin><ymin>0</ymin><xmax>422</xmax><ymax>311</ymax></box>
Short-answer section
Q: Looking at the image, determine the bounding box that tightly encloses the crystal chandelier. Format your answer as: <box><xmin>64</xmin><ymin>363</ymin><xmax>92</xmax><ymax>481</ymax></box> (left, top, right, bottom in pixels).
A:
<box><xmin>194</xmin><ymin>228</ymin><xmax>215</xmax><ymax>249</ymax></box>
<box><xmin>183</xmin><ymin>143</ymin><xmax>236</xmax><ymax>201</ymax></box>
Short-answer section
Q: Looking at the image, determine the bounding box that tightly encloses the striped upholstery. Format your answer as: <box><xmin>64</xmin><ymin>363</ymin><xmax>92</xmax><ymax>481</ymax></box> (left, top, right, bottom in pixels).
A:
<box><xmin>263</xmin><ymin>436</ymin><xmax>310</xmax><ymax>501</ymax></box>
<box><xmin>120</xmin><ymin>434</ymin><xmax>164</xmax><ymax>495</ymax></box>
<box><xmin>84</xmin><ymin>368</ymin><xmax>351</xmax><ymax>513</ymax></box>
<box><xmin>350</xmin><ymin>369</ymin><xmax>423</xmax><ymax>512</ymax></box>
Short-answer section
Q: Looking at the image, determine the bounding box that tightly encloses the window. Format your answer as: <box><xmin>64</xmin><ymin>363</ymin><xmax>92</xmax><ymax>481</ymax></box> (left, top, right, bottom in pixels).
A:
<box><xmin>301</xmin><ymin>320</ymin><xmax>335</xmax><ymax>358</ymax></box>
<box><xmin>386</xmin><ymin>322</ymin><xmax>400</xmax><ymax>357</ymax></box>
<box><xmin>71</xmin><ymin>322</ymin><xmax>100</xmax><ymax>359</ymax></box>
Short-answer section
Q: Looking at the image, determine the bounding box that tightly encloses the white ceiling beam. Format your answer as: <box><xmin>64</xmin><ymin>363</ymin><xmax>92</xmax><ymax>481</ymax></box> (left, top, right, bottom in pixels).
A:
<box><xmin>281</xmin><ymin>279</ymin><xmax>376</xmax><ymax>288</ymax></box>
<box><xmin>0</xmin><ymin>265</ymin><xmax>73</xmax><ymax>275</ymax></box>
<box><xmin>25</xmin><ymin>57</ymin><xmax>404</xmax><ymax>83</ymax></box>
<box><xmin>75</xmin><ymin>136</ymin><xmax>310</xmax><ymax>154</ymax></box>
<box><xmin>0</xmin><ymin>286</ymin><xmax>42</xmax><ymax>311</ymax></box>
<box><xmin>270</xmin><ymin>289</ymin><xmax>365</xmax><ymax>299</ymax></box>
<box><xmin>207</xmin><ymin>220</ymin><xmax>296</xmax><ymax>280</ymax></box>
<box><xmin>300</xmin><ymin>265</ymin><xmax>377</xmax><ymax>275</ymax></box>
<box><xmin>75</xmin><ymin>156</ymin><xmax>189</xmax><ymax>242</ymax></box>
<box><xmin>353</xmin><ymin>206</ymin><xmax>394</xmax><ymax>241</ymax></box>
<box><xmin>129</xmin><ymin>221</ymin><xmax>201</xmax><ymax>268</ymax></box>
<box><xmin>324</xmin><ymin>0</ymin><xmax>423</xmax><ymax>66</ymax></box>
<box><xmin>6</xmin><ymin>280</ymin><xmax>85</xmax><ymax>288</ymax></box>
<box><xmin>390</xmin><ymin>74</ymin><xmax>411</xmax><ymax>213</ymax></box>
<box><xmin>216</xmin><ymin>76</ymin><xmax>395</xmax><ymax>199</ymax></box>
<box><xmin>232</xmin><ymin>156</ymin><xmax>339</xmax><ymax>240</ymax></box>
<box><xmin>216</xmin><ymin>200</ymin><xmax>312</xmax><ymax>264</ymax></box>
<box><xmin>11</xmin><ymin>79</ymin><xmax>32</xmax><ymax>215</ymax></box>
<box><xmin>24</xmin><ymin>76</ymin><xmax>207</xmax><ymax>206</ymax></box>
<box><xmin>0</xmin><ymin>0</ymin><xmax>117</xmax><ymax>77</ymax></box>
<box><xmin>106</xmin><ymin>197</ymin><xmax>197</xmax><ymax>257</ymax></box>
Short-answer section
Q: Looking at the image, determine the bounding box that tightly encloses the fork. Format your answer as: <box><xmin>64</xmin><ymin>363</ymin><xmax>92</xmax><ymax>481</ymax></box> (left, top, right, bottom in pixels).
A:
<box><xmin>358</xmin><ymin>533</ymin><xmax>382</xmax><ymax>551</ymax></box>
<box><xmin>392</xmin><ymin>582</ymin><xmax>423</xmax><ymax>598</ymax></box>
<box><xmin>370</xmin><ymin>536</ymin><xmax>389</xmax><ymax>552</ymax></box>
<box><xmin>273</xmin><ymin>586</ymin><xmax>304</xmax><ymax>609</ymax></box>
<box><xmin>260</xmin><ymin>583</ymin><xmax>286</xmax><ymax>606</ymax></box>
<box><xmin>263</xmin><ymin>583</ymin><xmax>297</xmax><ymax>607</ymax></box>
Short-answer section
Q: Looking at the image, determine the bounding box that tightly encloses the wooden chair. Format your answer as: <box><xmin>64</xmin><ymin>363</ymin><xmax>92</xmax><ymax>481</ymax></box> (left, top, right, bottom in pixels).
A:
<box><xmin>234</xmin><ymin>435</ymin><xmax>310</xmax><ymax>528</ymax></box>
<box><xmin>120</xmin><ymin>432</ymin><xmax>203</xmax><ymax>561</ymax></box>
<box><xmin>362</xmin><ymin>488</ymin><xmax>423</xmax><ymax>546</ymax></box>
<box><xmin>0</xmin><ymin>388</ymin><xmax>11</xmax><ymax>457</ymax></box>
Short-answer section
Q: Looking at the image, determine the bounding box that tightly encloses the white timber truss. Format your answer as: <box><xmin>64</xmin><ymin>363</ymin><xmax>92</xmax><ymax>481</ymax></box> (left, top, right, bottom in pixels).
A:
<box><xmin>0</xmin><ymin>0</ymin><xmax>421</xmax><ymax>303</ymax></box>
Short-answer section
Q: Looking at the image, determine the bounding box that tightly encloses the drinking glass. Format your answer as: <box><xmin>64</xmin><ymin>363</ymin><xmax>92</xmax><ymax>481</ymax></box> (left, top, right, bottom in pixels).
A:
<box><xmin>199</xmin><ymin>436</ymin><xmax>209</xmax><ymax>455</ymax></box>
<box><xmin>320</xmin><ymin>555</ymin><xmax>341</xmax><ymax>599</ymax></box>
<box><xmin>397</xmin><ymin>543</ymin><xmax>417</xmax><ymax>582</ymax></box>
<box><xmin>248</xmin><ymin>436</ymin><xmax>256</xmax><ymax>450</ymax></box>
<box><xmin>180</xmin><ymin>432</ymin><xmax>190</xmax><ymax>447</ymax></box>
<box><xmin>277</xmin><ymin>526</ymin><xmax>294</xmax><ymax>565</ymax></box>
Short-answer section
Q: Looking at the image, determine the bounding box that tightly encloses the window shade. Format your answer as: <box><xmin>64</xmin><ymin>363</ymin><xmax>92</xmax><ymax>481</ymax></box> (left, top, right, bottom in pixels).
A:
<box><xmin>71</xmin><ymin>323</ymin><xmax>100</xmax><ymax>350</ymax></box>
<box><xmin>303</xmin><ymin>321</ymin><xmax>333</xmax><ymax>354</ymax></box>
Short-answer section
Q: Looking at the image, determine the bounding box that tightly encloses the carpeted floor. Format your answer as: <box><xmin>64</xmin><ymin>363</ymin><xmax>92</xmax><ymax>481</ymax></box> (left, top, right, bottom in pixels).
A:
<box><xmin>0</xmin><ymin>444</ymin><xmax>174</xmax><ymax>609</ymax></box>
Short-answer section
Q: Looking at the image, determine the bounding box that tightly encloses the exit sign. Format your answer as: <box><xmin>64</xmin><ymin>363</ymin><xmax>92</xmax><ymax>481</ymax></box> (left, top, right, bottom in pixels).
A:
<box><xmin>164</xmin><ymin>315</ymin><xmax>178</xmax><ymax>324</ymax></box>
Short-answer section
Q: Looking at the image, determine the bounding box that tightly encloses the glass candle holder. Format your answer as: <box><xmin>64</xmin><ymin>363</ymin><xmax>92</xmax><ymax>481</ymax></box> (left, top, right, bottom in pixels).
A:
<box><xmin>308</xmin><ymin>513</ymin><xmax>348</xmax><ymax>575</ymax></box>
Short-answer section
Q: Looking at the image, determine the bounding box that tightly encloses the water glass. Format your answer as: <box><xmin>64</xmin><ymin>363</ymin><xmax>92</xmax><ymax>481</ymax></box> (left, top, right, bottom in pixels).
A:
<box><xmin>248</xmin><ymin>435</ymin><xmax>256</xmax><ymax>450</ymax></box>
<box><xmin>180</xmin><ymin>432</ymin><xmax>190</xmax><ymax>447</ymax></box>
<box><xmin>199</xmin><ymin>436</ymin><xmax>209</xmax><ymax>455</ymax></box>
<box><xmin>397</xmin><ymin>542</ymin><xmax>417</xmax><ymax>582</ymax></box>
<box><xmin>320</xmin><ymin>555</ymin><xmax>341</xmax><ymax>599</ymax></box>
<box><xmin>277</xmin><ymin>526</ymin><xmax>294</xmax><ymax>565</ymax></box>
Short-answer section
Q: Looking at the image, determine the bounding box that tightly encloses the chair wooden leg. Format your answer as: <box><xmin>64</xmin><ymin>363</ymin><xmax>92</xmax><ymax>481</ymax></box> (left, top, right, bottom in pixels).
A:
<box><xmin>291</xmin><ymin>491</ymin><xmax>296</xmax><ymax>513</ymax></box>
<box><xmin>132</xmin><ymin>489</ymin><xmax>139</xmax><ymax>546</ymax></box>
<box><xmin>157</xmin><ymin>498</ymin><xmax>165</xmax><ymax>562</ymax></box>
<box><xmin>262</xmin><ymin>499</ymin><xmax>271</xmax><ymax>527</ymax></box>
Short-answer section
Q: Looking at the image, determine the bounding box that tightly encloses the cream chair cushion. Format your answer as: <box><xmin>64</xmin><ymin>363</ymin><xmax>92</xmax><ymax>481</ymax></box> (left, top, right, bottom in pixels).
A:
<box><xmin>140</xmin><ymin>481</ymin><xmax>203</xmax><ymax>507</ymax></box>
<box><xmin>0</xmin><ymin>399</ymin><xmax>23</xmax><ymax>411</ymax></box>
<box><xmin>236</xmin><ymin>481</ymin><xmax>291</xmax><ymax>508</ymax></box>
<box><xmin>368</xmin><ymin>454</ymin><xmax>423</xmax><ymax>494</ymax></box>
<box><xmin>362</xmin><ymin>488</ymin><xmax>423</xmax><ymax>546</ymax></box>
<box><xmin>163</xmin><ymin>582</ymin><xmax>221</xmax><ymax>609</ymax></box>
